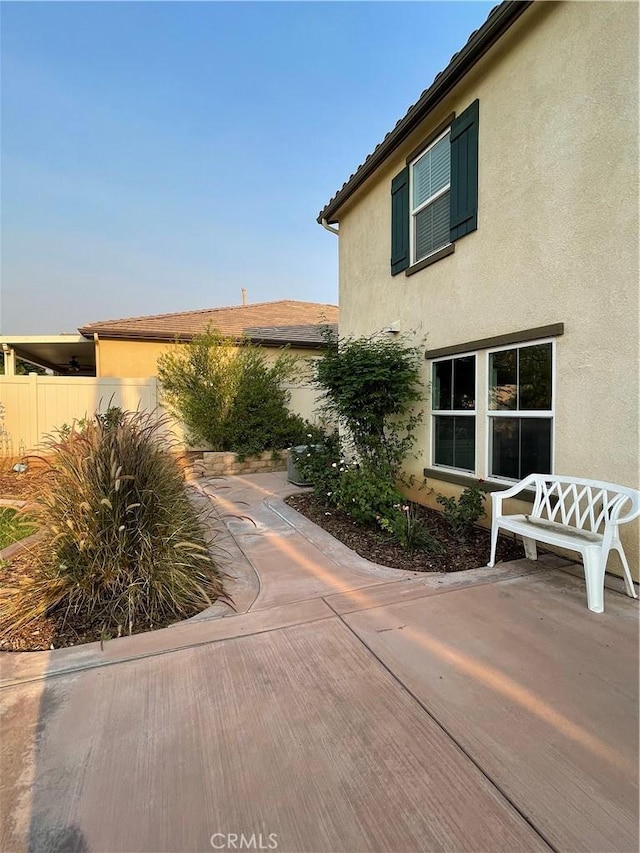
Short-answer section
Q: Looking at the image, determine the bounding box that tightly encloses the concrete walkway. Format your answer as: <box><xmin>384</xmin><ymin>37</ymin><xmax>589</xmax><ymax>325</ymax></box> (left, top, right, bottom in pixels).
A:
<box><xmin>1</xmin><ymin>473</ymin><xmax>638</xmax><ymax>853</ymax></box>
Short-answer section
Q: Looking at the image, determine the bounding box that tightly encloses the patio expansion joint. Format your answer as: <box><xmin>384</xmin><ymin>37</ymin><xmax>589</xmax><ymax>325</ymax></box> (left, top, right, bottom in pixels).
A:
<box><xmin>0</xmin><ymin>614</ymin><xmax>337</xmax><ymax>690</ymax></box>
<box><xmin>321</xmin><ymin>594</ymin><xmax>560</xmax><ymax>853</ymax></box>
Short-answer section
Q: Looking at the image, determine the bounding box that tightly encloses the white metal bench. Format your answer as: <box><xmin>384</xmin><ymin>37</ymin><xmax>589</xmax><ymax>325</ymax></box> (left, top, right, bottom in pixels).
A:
<box><xmin>487</xmin><ymin>474</ymin><xmax>640</xmax><ymax>613</ymax></box>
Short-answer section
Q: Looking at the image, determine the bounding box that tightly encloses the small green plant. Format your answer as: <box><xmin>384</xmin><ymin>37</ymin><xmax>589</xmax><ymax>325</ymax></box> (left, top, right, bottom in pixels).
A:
<box><xmin>378</xmin><ymin>503</ymin><xmax>444</xmax><ymax>554</ymax></box>
<box><xmin>58</xmin><ymin>407</ymin><xmax>124</xmax><ymax>441</ymax></box>
<box><xmin>96</xmin><ymin>406</ymin><xmax>125</xmax><ymax>432</ymax></box>
<box><xmin>0</xmin><ymin>409</ymin><xmax>227</xmax><ymax>641</ymax></box>
<box><xmin>58</xmin><ymin>415</ymin><xmax>90</xmax><ymax>441</ymax></box>
<box><xmin>436</xmin><ymin>485</ymin><xmax>487</xmax><ymax>540</ymax></box>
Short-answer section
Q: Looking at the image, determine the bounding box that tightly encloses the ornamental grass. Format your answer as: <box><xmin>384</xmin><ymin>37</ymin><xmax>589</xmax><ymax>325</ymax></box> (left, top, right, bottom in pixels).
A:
<box><xmin>0</xmin><ymin>409</ymin><xmax>227</xmax><ymax>641</ymax></box>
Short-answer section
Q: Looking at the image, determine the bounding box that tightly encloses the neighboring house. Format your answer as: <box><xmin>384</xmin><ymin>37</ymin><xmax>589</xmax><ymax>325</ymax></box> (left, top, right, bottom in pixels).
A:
<box><xmin>78</xmin><ymin>300</ymin><xmax>338</xmax><ymax>379</ymax></box>
<box><xmin>317</xmin><ymin>1</ymin><xmax>638</xmax><ymax>578</ymax></box>
<box><xmin>0</xmin><ymin>300</ymin><xmax>338</xmax><ymax>453</ymax></box>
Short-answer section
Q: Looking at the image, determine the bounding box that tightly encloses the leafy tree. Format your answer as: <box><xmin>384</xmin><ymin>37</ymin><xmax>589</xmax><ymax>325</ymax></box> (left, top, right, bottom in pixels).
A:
<box><xmin>0</xmin><ymin>357</ymin><xmax>47</xmax><ymax>375</ymax></box>
<box><xmin>315</xmin><ymin>332</ymin><xmax>424</xmax><ymax>473</ymax></box>
<box><xmin>157</xmin><ymin>328</ymin><xmax>319</xmax><ymax>455</ymax></box>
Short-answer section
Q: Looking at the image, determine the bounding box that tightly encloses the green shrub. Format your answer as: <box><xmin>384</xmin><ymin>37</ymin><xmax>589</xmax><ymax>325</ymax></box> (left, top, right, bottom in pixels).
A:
<box><xmin>334</xmin><ymin>465</ymin><xmax>405</xmax><ymax>527</ymax></box>
<box><xmin>292</xmin><ymin>430</ymin><xmax>446</xmax><ymax>555</ymax></box>
<box><xmin>301</xmin><ymin>332</ymin><xmax>443</xmax><ymax>552</ymax></box>
<box><xmin>0</xmin><ymin>410</ymin><xmax>227</xmax><ymax>640</ymax></box>
<box><xmin>315</xmin><ymin>332</ymin><xmax>424</xmax><ymax>472</ymax></box>
<box><xmin>157</xmin><ymin>329</ymin><xmax>245</xmax><ymax>450</ymax></box>
<box><xmin>290</xmin><ymin>434</ymin><xmax>342</xmax><ymax>500</ymax></box>
<box><xmin>224</xmin><ymin>350</ymin><xmax>323</xmax><ymax>457</ymax></box>
<box><xmin>436</xmin><ymin>485</ymin><xmax>487</xmax><ymax>540</ymax></box>
<box><xmin>158</xmin><ymin>328</ymin><xmax>318</xmax><ymax>456</ymax></box>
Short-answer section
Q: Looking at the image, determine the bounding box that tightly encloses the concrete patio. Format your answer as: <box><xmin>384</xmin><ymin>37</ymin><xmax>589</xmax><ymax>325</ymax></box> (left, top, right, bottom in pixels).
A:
<box><xmin>1</xmin><ymin>472</ymin><xmax>638</xmax><ymax>853</ymax></box>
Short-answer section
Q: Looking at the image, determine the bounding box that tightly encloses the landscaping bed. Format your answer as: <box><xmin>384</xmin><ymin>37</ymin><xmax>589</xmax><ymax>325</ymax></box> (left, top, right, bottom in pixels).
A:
<box><xmin>0</xmin><ymin>466</ymin><xmax>41</xmax><ymax>501</ymax></box>
<box><xmin>0</xmin><ymin>546</ymin><xmax>217</xmax><ymax>652</ymax></box>
<box><xmin>0</xmin><ymin>532</ymin><xmax>223</xmax><ymax>654</ymax></box>
<box><xmin>285</xmin><ymin>493</ymin><xmax>525</xmax><ymax>573</ymax></box>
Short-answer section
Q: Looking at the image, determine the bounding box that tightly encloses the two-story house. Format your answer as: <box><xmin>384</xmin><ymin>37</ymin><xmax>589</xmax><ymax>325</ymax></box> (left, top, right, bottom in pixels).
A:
<box><xmin>317</xmin><ymin>1</ymin><xmax>639</xmax><ymax>579</ymax></box>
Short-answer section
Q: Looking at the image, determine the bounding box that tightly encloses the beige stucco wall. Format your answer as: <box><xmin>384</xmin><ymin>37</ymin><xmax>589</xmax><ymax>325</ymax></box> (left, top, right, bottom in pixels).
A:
<box><xmin>334</xmin><ymin>2</ymin><xmax>639</xmax><ymax>577</ymax></box>
<box><xmin>98</xmin><ymin>339</ymin><xmax>175</xmax><ymax>378</ymax></box>
<box><xmin>96</xmin><ymin>338</ymin><xmax>326</xmax><ymax>426</ymax></box>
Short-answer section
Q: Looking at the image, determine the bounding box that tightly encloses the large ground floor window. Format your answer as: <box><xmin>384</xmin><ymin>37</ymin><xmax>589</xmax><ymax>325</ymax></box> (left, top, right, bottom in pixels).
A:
<box><xmin>429</xmin><ymin>337</ymin><xmax>555</xmax><ymax>481</ymax></box>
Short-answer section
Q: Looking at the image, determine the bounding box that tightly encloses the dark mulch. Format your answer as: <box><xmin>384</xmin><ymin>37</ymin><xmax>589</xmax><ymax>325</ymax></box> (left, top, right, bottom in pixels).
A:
<box><xmin>285</xmin><ymin>493</ymin><xmax>525</xmax><ymax>573</ymax></box>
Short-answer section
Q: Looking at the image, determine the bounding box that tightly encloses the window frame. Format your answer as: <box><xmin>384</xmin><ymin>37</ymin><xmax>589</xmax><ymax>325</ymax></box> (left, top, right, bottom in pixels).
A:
<box><xmin>409</xmin><ymin>127</ymin><xmax>452</xmax><ymax>266</ymax></box>
<box><xmin>485</xmin><ymin>337</ymin><xmax>556</xmax><ymax>484</ymax></box>
<box><xmin>430</xmin><ymin>352</ymin><xmax>478</xmax><ymax>475</ymax></box>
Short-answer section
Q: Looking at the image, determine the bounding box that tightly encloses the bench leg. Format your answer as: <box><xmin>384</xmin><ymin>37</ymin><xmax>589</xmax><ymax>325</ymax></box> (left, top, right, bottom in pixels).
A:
<box><xmin>583</xmin><ymin>551</ymin><xmax>606</xmax><ymax>614</ymax></box>
<box><xmin>522</xmin><ymin>537</ymin><xmax>538</xmax><ymax>561</ymax></box>
<box><xmin>613</xmin><ymin>544</ymin><xmax>638</xmax><ymax>600</ymax></box>
<box><xmin>487</xmin><ymin>523</ymin><xmax>499</xmax><ymax>568</ymax></box>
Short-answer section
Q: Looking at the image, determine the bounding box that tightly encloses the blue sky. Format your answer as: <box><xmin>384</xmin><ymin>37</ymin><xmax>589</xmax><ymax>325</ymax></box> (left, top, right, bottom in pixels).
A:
<box><xmin>1</xmin><ymin>1</ymin><xmax>494</xmax><ymax>334</ymax></box>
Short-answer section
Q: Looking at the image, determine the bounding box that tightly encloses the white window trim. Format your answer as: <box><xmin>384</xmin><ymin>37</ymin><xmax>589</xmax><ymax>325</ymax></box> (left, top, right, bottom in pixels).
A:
<box><xmin>409</xmin><ymin>127</ymin><xmax>452</xmax><ymax>265</ymax></box>
<box><xmin>430</xmin><ymin>353</ymin><xmax>478</xmax><ymax>475</ymax></box>
<box><xmin>485</xmin><ymin>337</ymin><xmax>556</xmax><ymax>484</ymax></box>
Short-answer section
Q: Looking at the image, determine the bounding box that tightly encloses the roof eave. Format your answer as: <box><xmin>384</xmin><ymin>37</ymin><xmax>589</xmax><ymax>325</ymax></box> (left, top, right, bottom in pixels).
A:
<box><xmin>78</xmin><ymin>328</ymin><xmax>190</xmax><ymax>342</ymax></box>
<box><xmin>81</xmin><ymin>328</ymin><xmax>332</xmax><ymax>348</ymax></box>
<box><xmin>317</xmin><ymin>0</ymin><xmax>533</xmax><ymax>225</ymax></box>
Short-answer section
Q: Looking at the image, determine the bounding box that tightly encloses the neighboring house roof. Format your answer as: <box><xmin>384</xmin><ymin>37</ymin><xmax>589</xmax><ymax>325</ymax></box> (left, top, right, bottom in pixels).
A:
<box><xmin>318</xmin><ymin>0</ymin><xmax>533</xmax><ymax>224</ymax></box>
<box><xmin>79</xmin><ymin>300</ymin><xmax>339</xmax><ymax>348</ymax></box>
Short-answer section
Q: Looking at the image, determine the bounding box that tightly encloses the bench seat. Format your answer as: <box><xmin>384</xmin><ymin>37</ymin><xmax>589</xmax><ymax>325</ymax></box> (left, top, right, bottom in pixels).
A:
<box><xmin>504</xmin><ymin>515</ymin><xmax>603</xmax><ymax>545</ymax></box>
<box><xmin>487</xmin><ymin>475</ymin><xmax>639</xmax><ymax>613</ymax></box>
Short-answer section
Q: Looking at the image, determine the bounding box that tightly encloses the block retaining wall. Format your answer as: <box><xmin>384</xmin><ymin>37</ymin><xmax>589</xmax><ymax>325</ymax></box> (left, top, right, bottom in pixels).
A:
<box><xmin>178</xmin><ymin>449</ymin><xmax>288</xmax><ymax>478</ymax></box>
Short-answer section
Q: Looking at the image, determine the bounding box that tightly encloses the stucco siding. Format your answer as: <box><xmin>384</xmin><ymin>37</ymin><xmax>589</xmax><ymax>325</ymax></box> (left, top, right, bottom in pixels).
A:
<box><xmin>97</xmin><ymin>339</ymin><xmax>326</xmax><ymax>425</ymax></box>
<box><xmin>335</xmin><ymin>2</ymin><xmax>639</xmax><ymax>576</ymax></box>
<box><xmin>98</xmin><ymin>340</ymin><xmax>175</xmax><ymax>379</ymax></box>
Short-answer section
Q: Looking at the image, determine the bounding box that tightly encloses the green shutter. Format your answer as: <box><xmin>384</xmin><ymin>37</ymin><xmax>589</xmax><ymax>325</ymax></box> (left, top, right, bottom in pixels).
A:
<box><xmin>450</xmin><ymin>99</ymin><xmax>479</xmax><ymax>242</ymax></box>
<box><xmin>390</xmin><ymin>166</ymin><xmax>410</xmax><ymax>275</ymax></box>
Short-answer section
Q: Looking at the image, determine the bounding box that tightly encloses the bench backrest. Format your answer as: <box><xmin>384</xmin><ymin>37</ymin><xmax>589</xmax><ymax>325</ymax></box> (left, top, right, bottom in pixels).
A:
<box><xmin>529</xmin><ymin>475</ymin><xmax>640</xmax><ymax>534</ymax></box>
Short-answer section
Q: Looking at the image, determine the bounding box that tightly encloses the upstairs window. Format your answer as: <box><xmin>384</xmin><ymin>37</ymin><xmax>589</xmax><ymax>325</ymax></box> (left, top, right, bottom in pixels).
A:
<box><xmin>410</xmin><ymin>131</ymin><xmax>451</xmax><ymax>263</ymax></box>
<box><xmin>391</xmin><ymin>99</ymin><xmax>479</xmax><ymax>275</ymax></box>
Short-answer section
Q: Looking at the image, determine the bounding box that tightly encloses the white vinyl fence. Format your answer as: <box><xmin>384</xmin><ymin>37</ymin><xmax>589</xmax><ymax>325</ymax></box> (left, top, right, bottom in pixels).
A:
<box><xmin>0</xmin><ymin>375</ymin><xmax>162</xmax><ymax>457</ymax></box>
<box><xmin>0</xmin><ymin>375</ymin><xmax>326</xmax><ymax>458</ymax></box>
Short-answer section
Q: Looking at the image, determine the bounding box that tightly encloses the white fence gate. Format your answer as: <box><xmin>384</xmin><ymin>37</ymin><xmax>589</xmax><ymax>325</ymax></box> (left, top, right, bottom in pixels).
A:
<box><xmin>0</xmin><ymin>376</ymin><xmax>161</xmax><ymax>457</ymax></box>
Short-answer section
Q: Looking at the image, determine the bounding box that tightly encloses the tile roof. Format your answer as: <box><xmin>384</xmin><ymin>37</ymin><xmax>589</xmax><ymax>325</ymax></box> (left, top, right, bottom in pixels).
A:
<box><xmin>318</xmin><ymin>1</ymin><xmax>532</xmax><ymax>224</ymax></box>
<box><xmin>79</xmin><ymin>300</ymin><xmax>338</xmax><ymax>347</ymax></box>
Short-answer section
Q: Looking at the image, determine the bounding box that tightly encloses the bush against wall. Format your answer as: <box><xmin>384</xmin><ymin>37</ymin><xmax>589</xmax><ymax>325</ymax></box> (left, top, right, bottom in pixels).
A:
<box><xmin>315</xmin><ymin>331</ymin><xmax>424</xmax><ymax>474</ymax></box>
<box><xmin>291</xmin><ymin>333</ymin><xmax>441</xmax><ymax>553</ymax></box>
<box><xmin>157</xmin><ymin>329</ymin><xmax>321</xmax><ymax>456</ymax></box>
